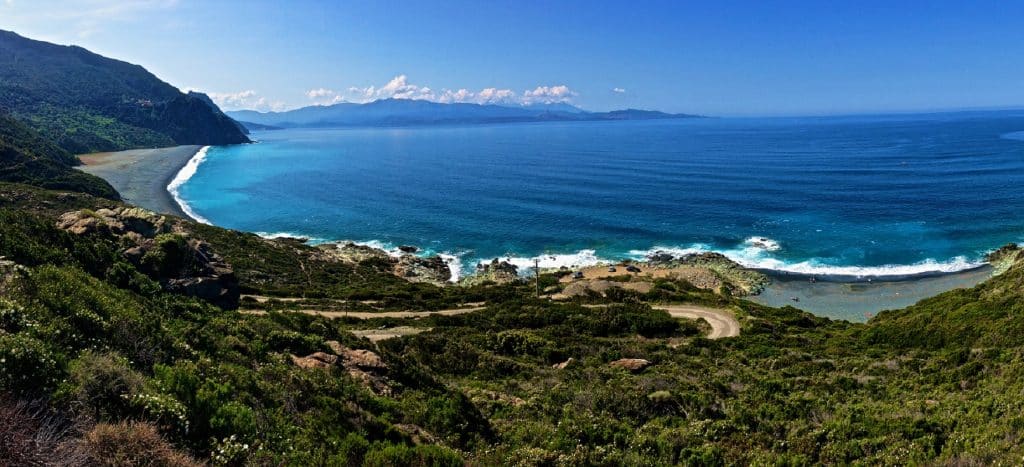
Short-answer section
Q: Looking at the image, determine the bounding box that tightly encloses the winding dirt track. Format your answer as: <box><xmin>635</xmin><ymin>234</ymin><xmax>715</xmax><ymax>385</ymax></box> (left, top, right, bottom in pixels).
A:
<box><xmin>240</xmin><ymin>307</ymin><xmax>486</xmax><ymax>319</ymax></box>
<box><xmin>242</xmin><ymin>303</ymin><xmax>740</xmax><ymax>339</ymax></box>
<box><xmin>655</xmin><ymin>305</ymin><xmax>741</xmax><ymax>339</ymax></box>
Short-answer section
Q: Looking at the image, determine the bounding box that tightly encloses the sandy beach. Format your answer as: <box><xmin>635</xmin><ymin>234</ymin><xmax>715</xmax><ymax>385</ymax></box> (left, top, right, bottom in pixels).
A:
<box><xmin>749</xmin><ymin>266</ymin><xmax>994</xmax><ymax>322</ymax></box>
<box><xmin>77</xmin><ymin>146</ymin><xmax>202</xmax><ymax>218</ymax></box>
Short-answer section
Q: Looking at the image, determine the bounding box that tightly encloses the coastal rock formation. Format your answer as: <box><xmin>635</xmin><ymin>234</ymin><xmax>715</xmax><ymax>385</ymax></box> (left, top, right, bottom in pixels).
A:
<box><xmin>316</xmin><ymin>242</ymin><xmax>452</xmax><ymax>286</ymax></box>
<box><xmin>394</xmin><ymin>255</ymin><xmax>452</xmax><ymax>284</ymax></box>
<box><xmin>317</xmin><ymin>242</ymin><xmax>392</xmax><ymax>264</ymax></box>
<box><xmin>461</xmin><ymin>258</ymin><xmax>520</xmax><ymax>286</ymax></box>
<box><xmin>646</xmin><ymin>251</ymin><xmax>769</xmax><ymax>295</ymax></box>
<box><xmin>987</xmin><ymin>244</ymin><xmax>1022</xmax><ymax>275</ymax></box>
<box><xmin>553</xmin><ymin>251</ymin><xmax>767</xmax><ymax>297</ymax></box>
<box><xmin>56</xmin><ymin>207</ymin><xmax>240</xmax><ymax>309</ymax></box>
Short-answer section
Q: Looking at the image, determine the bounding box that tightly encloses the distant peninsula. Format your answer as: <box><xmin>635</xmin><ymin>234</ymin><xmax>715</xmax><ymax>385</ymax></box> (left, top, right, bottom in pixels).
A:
<box><xmin>227</xmin><ymin>98</ymin><xmax>704</xmax><ymax>130</ymax></box>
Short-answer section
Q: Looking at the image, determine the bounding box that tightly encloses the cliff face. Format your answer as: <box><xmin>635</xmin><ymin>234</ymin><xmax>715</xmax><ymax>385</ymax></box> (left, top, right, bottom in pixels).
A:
<box><xmin>0</xmin><ymin>30</ymin><xmax>249</xmax><ymax>153</ymax></box>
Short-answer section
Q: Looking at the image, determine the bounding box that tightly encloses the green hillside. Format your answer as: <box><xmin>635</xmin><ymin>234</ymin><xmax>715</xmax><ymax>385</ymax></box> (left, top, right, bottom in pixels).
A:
<box><xmin>0</xmin><ymin>30</ymin><xmax>249</xmax><ymax>154</ymax></box>
<box><xmin>0</xmin><ymin>114</ymin><xmax>117</xmax><ymax>198</ymax></box>
<box><xmin>1</xmin><ymin>182</ymin><xmax>1023</xmax><ymax>464</ymax></box>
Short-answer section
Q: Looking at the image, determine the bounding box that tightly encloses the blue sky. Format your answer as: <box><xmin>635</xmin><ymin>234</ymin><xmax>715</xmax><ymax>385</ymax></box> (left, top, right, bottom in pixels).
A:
<box><xmin>2</xmin><ymin>0</ymin><xmax>1023</xmax><ymax>116</ymax></box>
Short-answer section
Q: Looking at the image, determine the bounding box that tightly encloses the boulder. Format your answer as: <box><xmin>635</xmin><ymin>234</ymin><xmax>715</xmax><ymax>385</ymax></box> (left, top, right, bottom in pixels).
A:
<box><xmin>317</xmin><ymin>242</ymin><xmax>392</xmax><ymax>263</ymax></box>
<box><xmin>646</xmin><ymin>251</ymin><xmax>676</xmax><ymax>265</ymax></box>
<box><xmin>290</xmin><ymin>352</ymin><xmax>338</xmax><ymax>369</ymax></box>
<box><xmin>461</xmin><ymin>258</ymin><xmax>520</xmax><ymax>286</ymax></box>
<box><xmin>552</xmin><ymin>358</ymin><xmax>575</xmax><ymax>370</ymax></box>
<box><xmin>393</xmin><ymin>424</ymin><xmax>438</xmax><ymax>445</ymax></box>
<box><xmin>325</xmin><ymin>341</ymin><xmax>392</xmax><ymax>395</ymax></box>
<box><xmin>398</xmin><ymin>245</ymin><xmax>418</xmax><ymax>253</ymax></box>
<box><xmin>609</xmin><ymin>358</ymin><xmax>651</xmax><ymax>372</ymax></box>
<box><xmin>394</xmin><ymin>255</ymin><xmax>451</xmax><ymax>284</ymax></box>
<box><xmin>56</xmin><ymin>207</ymin><xmax>239</xmax><ymax>309</ymax></box>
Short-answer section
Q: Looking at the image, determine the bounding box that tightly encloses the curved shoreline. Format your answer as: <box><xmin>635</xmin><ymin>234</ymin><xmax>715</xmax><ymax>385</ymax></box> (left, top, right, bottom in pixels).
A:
<box><xmin>76</xmin><ymin>145</ymin><xmax>997</xmax><ymax>320</ymax></box>
<box><xmin>166</xmin><ymin>146</ymin><xmax>212</xmax><ymax>224</ymax></box>
<box><xmin>77</xmin><ymin>145</ymin><xmax>203</xmax><ymax>219</ymax></box>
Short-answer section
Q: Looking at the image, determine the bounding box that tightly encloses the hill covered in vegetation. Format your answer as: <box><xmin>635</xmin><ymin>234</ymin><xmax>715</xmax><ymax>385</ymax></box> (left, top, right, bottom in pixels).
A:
<box><xmin>0</xmin><ymin>114</ymin><xmax>117</xmax><ymax>198</ymax></box>
<box><xmin>1</xmin><ymin>28</ymin><xmax>1023</xmax><ymax>466</ymax></box>
<box><xmin>0</xmin><ymin>30</ymin><xmax>249</xmax><ymax>154</ymax></box>
<box><xmin>2</xmin><ymin>180</ymin><xmax>1024</xmax><ymax>464</ymax></box>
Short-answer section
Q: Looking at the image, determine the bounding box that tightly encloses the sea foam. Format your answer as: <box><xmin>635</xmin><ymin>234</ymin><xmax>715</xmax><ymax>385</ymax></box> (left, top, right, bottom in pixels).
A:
<box><xmin>475</xmin><ymin>249</ymin><xmax>606</xmax><ymax>275</ymax></box>
<box><xmin>167</xmin><ymin>146</ymin><xmax>212</xmax><ymax>225</ymax></box>
<box><xmin>628</xmin><ymin>238</ymin><xmax>983</xmax><ymax>278</ymax></box>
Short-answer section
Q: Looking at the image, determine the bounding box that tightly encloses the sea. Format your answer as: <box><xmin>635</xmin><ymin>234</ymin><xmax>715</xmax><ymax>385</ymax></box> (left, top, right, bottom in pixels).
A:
<box><xmin>172</xmin><ymin>111</ymin><xmax>1024</xmax><ymax>282</ymax></box>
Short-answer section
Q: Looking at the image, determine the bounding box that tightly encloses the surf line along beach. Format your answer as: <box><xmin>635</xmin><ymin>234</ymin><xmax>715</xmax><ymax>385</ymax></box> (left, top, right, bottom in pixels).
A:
<box><xmin>77</xmin><ymin>145</ymin><xmax>209</xmax><ymax>221</ymax></box>
<box><xmin>75</xmin><ymin>143</ymin><xmax>997</xmax><ymax>322</ymax></box>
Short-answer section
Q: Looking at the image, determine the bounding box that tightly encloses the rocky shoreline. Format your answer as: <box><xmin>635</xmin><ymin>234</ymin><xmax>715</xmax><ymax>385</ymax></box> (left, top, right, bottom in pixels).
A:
<box><xmin>312</xmin><ymin>241</ymin><xmax>767</xmax><ymax>295</ymax></box>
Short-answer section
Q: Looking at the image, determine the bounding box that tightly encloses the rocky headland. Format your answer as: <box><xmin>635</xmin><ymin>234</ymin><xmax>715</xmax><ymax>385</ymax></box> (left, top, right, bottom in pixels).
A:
<box><xmin>554</xmin><ymin>250</ymin><xmax>769</xmax><ymax>299</ymax></box>
<box><xmin>55</xmin><ymin>207</ymin><xmax>240</xmax><ymax>308</ymax></box>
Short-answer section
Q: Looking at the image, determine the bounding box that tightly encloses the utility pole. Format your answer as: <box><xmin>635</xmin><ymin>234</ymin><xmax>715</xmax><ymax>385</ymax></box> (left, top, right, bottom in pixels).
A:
<box><xmin>534</xmin><ymin>258</ymin><xmax>541</xmax><ymax>298</ymax></box>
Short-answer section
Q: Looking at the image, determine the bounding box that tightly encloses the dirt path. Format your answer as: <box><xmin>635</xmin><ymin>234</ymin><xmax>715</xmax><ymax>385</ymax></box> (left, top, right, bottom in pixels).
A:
<box><xmin>240</xmin><ymin>307</ymin><xmax>486</xmax><ymax>319</ymax></box>
<box><xmin>350</xmin><ymin>326</ymin><xmax>430</xmax><ymax>342</ymax></box>
<box><xmin>242</xmin><ymin>302</ymin><xmax>739</xmax><ymax>339</ymax></box>
<box><xmin>655</xmin><ymin>305</ymin><xmax>740</xmax><ymax>339</ymax></box>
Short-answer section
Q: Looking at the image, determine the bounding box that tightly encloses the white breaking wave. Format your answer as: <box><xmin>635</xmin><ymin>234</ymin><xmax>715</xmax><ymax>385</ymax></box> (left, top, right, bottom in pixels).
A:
<box><xmin>744</xmin><ymin>236</ymin><xmax>781</xmax><ymax>251</ymax></box>
<box><xmin>249</xmin><ymin>231</ymin><xmax>983</xmax><ymax>281</ymax></box>
<box><xmin>628</xmin><ymin>239</ymin><xmax>983</xmax><ymax>278</ymax></box>
<box><xmin>472</xmin><ymin>249</ymin><xmax>608</xmax><ymax>276</ymax></box>
<box><xmin>438</xmin><ymin>253</ymin><xmax>464</xmax><ymax>282</ymax></box>
<box><xmin>167</xmin><ymin>146</ymin><xmax>212</xmax><ymax>225</ymax></box>
<box><xmin>255</xmin><ymin>231</ymin><xmax>330</xmax><ymax>244</ymax></box>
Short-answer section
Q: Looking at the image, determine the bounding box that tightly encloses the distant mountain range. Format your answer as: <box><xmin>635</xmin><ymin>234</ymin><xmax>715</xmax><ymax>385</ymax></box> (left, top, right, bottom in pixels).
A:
<box><xmin>228</xmin><ymin>99</ymin><xmax>703</xmax><ymax>130</ymax></box>
<box><xmin>0</xmin><ymin>29</ymin><xmax>249</xmax><ymax>154</ymax></box>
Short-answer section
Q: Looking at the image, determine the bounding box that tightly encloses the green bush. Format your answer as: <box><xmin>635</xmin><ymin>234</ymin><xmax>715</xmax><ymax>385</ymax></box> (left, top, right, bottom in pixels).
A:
<box><xmin>65</xmin><ymin>351</ymin><xmax>144</xmax><ymax>418</ymax></box>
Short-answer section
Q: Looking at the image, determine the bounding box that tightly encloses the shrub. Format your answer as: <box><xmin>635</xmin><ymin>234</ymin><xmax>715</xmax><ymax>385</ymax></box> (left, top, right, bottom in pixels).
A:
<box><xmin>0</xmin><ymin>333</ymin><xmax>61</xmax><ymax>394</ymax></box>
<box><xmin>66</xmin><ymin>351</ymin><xmax>144</xmax><ymax>418</ymax></box>
<box><xmin>82</xmin><ymin>421</ymin><xmax>202</xmax><ymax>467</ymax></box>
<box><xmin>362</xmin><ymin>443</ymin><xmax>462</xmax><ymax>467</ymax></box>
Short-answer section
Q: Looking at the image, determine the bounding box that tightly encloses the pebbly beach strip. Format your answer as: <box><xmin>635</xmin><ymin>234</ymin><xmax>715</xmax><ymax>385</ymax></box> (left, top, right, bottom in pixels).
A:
<box><xmin>77</xmin><ymin>145</ymin><xmax>203</xmax><ymax>219</ymax></box>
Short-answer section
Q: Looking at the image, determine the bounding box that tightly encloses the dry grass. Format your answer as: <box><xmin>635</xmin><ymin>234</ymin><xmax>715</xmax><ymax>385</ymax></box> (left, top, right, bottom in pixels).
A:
<box><xmin>82</xmin><ymin>421</ymin><xmax>203</xmax><ymax>467</ymax></box>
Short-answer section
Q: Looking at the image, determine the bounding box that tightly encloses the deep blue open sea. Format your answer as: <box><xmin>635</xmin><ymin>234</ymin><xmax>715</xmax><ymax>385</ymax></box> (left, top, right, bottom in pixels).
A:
<box><xmin>174</xmin><ymin>111</ymin><xmax>1024</xmax><ymax>280</ymax></box>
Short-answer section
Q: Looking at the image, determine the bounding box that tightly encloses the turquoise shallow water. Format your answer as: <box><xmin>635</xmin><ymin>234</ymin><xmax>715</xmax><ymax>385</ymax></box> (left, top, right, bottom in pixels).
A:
<box><xmin>175</xmin><ymin>111</ymin><xmax>1024</xmax><ymax>280</ymax></box>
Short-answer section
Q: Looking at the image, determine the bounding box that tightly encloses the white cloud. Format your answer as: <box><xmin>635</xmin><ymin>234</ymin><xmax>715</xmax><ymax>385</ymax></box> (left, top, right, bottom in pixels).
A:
<box><xmin>304</xmin><ymin>88</ymin><xmax>345</xmax><ymax>105</ymax></box>
<box><xmin>337</xmin><ymin>75</ymin><xmax>577</xmax><ymax>107</ymax></box>
<box><xmin>522</xmin><ymin>85</ymin><xmax>577</xmax><ymax>104</ymax></box>
<box><xmin>612</xmin><ymin>87</ymin><xmax>626</xmax><ymax>93</ymax></box>
<box><xmin>206</xmin><ymin>90</ymin><xmax>285</xmax><ymax>112</ymax></box>
<box><xmin>344</xmin><ymin>74</ymin><xmax>436</xmax><ymax>102</ymax></box>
